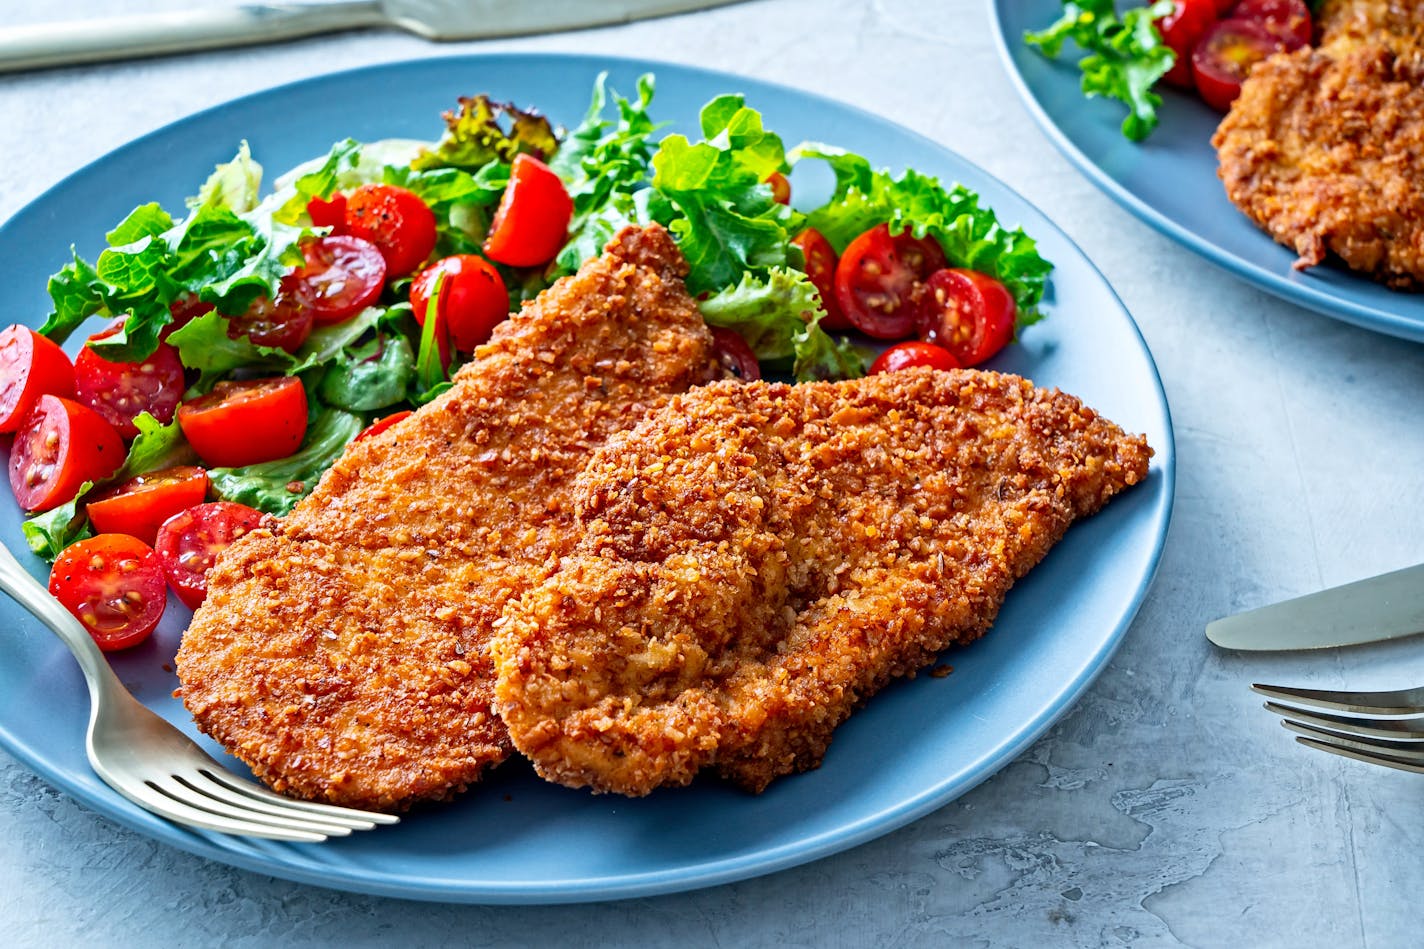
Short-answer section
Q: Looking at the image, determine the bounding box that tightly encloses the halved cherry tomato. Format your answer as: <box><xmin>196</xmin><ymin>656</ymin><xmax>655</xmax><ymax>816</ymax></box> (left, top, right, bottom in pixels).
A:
<box><xmin>344</xmin><ymin>184</ymin><xmax>437</xmax><ymax>277</ymax></box>
<box><xmin>1192</xmin><ymin>18</ymin><xmax>1289</xmax><ymax>112</ymax></box>
<box><xmin>868</xmin><ymin>341</ymin><xmax>961</xmax><ymax>375</ymax></box>
<box><xmin>354</xmin><ymin>410</ymin><xmax>413</xmax><ymax>443</ymax></box>
<box><xmin>295</xmin><ymin>235</ymin><xmax>387</xmax><ymax>326</ymax></box>
<box><xmin>155</xmin><ymin>501</ymin><xmax>266</xmax><ymax>609</ymax></box>
<box><xmin>228</xmin><ymin>278</ymin><xmax>314</xmax><ymax>353</ymax></box>
<box><xmin>792</xmin><ymin>229</ymin><xmax>851</xmax><ymax>332</ymax></box>
<box><xmin>49</xmin><ymin>534</ymin><xmax>166</xmax><ymax>650</ymax></box>
<box><xmin>0</xmin><ymin>325</ymin><xmax>75</xmax><ymax>434</ymax></box>
<box><xmin>833</xmin><ymin>224</ymin><xmax>947</xmax><ymax>340</ymax></box>
<box><xmin>1231</xmin><ymin>0</ymin><xmax>1312</xmax><ymax>48</ymax></box>
<box><xmin>410</xmin><ymin>254</ymin><xmax>510</xmax><ymax>358</ymax></box>
<box><xmin>9</xmin><ymin>395</ymin><xmax>125</xmax><ymax>513</ymax></box>
<box><xmin>74</xmin><ymin>323</ymin><xmax>185</xmax><ymax>440</ymax></box>
<box><xmin>483</xmin><ymin>154</ymin><xmax>574</xmax><ymax>268</ymax></box>
<box><xmin>307</xmin><ymin>192</ymin><xmax>348</xmax><ymax>230</ymax></box>
<box><xmin>177</xmin><ymin>377</ymin><xmax>307</xmax><ymax>469</ymax></box>
<box><xmin>709</xmin><ymin>327</ymin><xmax>761</xmax><ymax>381</ymax></box>
<box><xmin>766</xmin><ymin>171</ymin><xmax>791</xmax><ymax>205</ymax></box>
<box><xmin>1156</xmin><ymin>0</ymin><xmax>1220</xmax><ymax>88</ymax></box>
<box><xmin>86</xmin><ymin>466</ymin><xmax>210</xmax><ymax>546</ymax></box>
<box><xmin>916</xmin><ymin>268</ymin><xmax>1016</xmax><ymax>368</ymax></box>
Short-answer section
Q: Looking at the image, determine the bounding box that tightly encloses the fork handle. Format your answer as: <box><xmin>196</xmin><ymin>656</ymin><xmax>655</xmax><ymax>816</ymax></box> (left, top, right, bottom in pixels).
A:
<box><xmin>0</xmin><ymin>541</ymin><xmax>125</xmax><ymax>711</ymax></box>
<box><xmin>0</xmin><ymin>3</ymin><xmax>389</xmax><ymax>74</ymax></box>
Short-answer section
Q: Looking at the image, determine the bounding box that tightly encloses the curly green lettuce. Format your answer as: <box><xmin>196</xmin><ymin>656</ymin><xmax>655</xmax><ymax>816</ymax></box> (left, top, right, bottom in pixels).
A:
<box><xmin>1025</xmin><ymin>1</ymin><xmax>1177</xmax><ymax>142</ymax></box>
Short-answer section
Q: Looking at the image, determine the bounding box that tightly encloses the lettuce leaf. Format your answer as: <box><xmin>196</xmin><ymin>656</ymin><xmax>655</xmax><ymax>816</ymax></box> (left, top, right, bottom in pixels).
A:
<box><xmin>698</xmin><ymin>268</ymin><xmax>864</xmax><ymax>381</ymax></box>
<box><xmin>792</xmin><ymin>144</ymin><xmax>1053</xmax><ymax>330</ymax></box>
<box><xmin>412</xmin><ymin>95</ymin><xmax>558</xmax><ymax>173</ymax></box>
<box><xmin>647</xmin><ymin>95</ymin><xmax>799</xmax><ymax>296</ymax></box>
<box><xmin>551</xmin><ymin>74</ymin><xmax>664</xmax><ymax>276</ymax></box>
<box><xmin>1025</xmin><ymin>1</ymin><xmax>1176</xmax><ymax>142</ymax></box>
<box><xmin>22</xmin><ymin>487</ymin><xmax>94</xmax><ymax>561</ymax></box>
<box><xmin>41</xmin><ymin>145</ymin><xmax>315</xmax><ymax>362</ymax></box>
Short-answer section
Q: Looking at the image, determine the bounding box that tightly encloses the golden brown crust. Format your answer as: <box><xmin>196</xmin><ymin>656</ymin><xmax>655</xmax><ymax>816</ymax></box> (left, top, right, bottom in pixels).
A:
<box><xmin>1317</xmin><ymin>0</ymin><xmax>1424</xmax><ymax>58</ymax></box>
<box><xmin>1213</xmin><ymin>6</ymin><xmax>1424</xmax><ymax>289</ymax></box>
<box><xmin>176</xmin><ymin>226</ymin><xmax>720</xmax><ymax>810</ymax></box>
<box><xmin>491</xmin><ymin>370</ymin><xmax>1152</xmax><ymax>797</ymax></box>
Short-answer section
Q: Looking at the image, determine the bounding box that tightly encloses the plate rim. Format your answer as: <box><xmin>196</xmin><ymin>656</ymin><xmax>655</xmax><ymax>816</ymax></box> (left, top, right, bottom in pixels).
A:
<box><xmin>0</xmin><ymin>49</ymin><xmax>1176</xmax><ymax>904</ymax></box>
<box><xmin>986</xmin><ymin>0</ymin><xmax>1424</xmax><ymax>344</ymax></box>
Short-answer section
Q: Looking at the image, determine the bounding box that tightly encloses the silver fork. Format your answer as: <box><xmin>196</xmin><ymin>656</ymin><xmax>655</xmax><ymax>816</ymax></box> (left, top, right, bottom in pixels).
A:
<box><xmin>1255</xmin><ymin>682</ymin><xmax>1424</xmax><ymax>775</ymax></box>
<box><xmin>0</xmin><ymin>542</ymin><xmax>397</xmax><ymax>842</ymax></box>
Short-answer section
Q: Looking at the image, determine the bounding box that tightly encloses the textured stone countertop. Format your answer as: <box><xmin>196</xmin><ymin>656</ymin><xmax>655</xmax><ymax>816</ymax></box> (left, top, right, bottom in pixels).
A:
<box><xmin>2</xmin><ymin>1</ymin><xmax>1422</xmax><ymax>945</ymax></box>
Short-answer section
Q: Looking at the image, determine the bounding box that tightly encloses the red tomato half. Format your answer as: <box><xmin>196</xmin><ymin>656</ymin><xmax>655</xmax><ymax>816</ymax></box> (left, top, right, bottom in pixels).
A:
<box><xmin>307</xmin><ymin>192</ymin><xmax>347</xmax><ymax>230</ymax></box>
<box><xmin>834</xmin><ymin>224</ymin><xmax>947</xmax><ymax>340</ymax></box>
<box><xmin>228</xmin><ymin>279</ymin><xmax>314</xmax><ymax>354</ymax></box>
<box><xmin>792</xmin><ymin>229</ymin><xmax>851</xmax><ymax>332</ymax></box>
<box><xmin>916</xmin><ymin>268</ymin><xmax>1016</xmax><ymax>368</ymax></box>
<box><xmin>295</xmin><ymin>235</ymin><xmax>387</xmax><ymax>326</ymax></box>
<box><xmin>709</xmin><ymin>327</ymin><xmax>762</xmax><ymax>381</ymax></box>
<box><xmin>344</xmin><ymin>184</ymin><xmax>437</xmax><ymax>277</ymax></box>
<box><xmin>9</xmin><ymin>395</ymin><xmax>125</xmax><ymax>513</ymax></box>
<box><xmin>766</xmin><ymin>171</ymin><xmax>791</xmax><ymax>205</ymax></box>
<box><xmin>86</xmin><ymin>466</ymin><xmax>210</xmax><ymax>546</ymax></box>
<box><xmin>354</xmin><ymin>410</ymin><xmax>413</xmax><ymax>443</ymax></box>
<box><xmin>50</xmin><ymin>534</ymin><xmax>167</xmax><ymax>651</ymax></box>
<box><xmin>0</xmin><ymin>325</ymin><xmax>75</xmax><ymax>434</ymax></box>
<box><xmin>155</xmin><ymin>501</ymin><xmax>267</xmax><ymax>609</ymax></box>
<box><xmin>74</xmin><ymin>323</ymin><xmax>185</xmax><ymax>440</ymax></box>
<box><xmin>1157</xmin><ymin>0</ymin><xmax>1220</xmax><ymax>88</ymax></box>
<box><xmin>483</xmin><ymin>154</ymin><xmax>574</xmax><ymax>268</ymax></box>
<box><xmin>410</xmin><ymin>254</ymin><xmax>510</xmax><ymax>357</ymax></box>
<box><xmin>1231</xmin><ymin>0</ymin><xmax>1312</xmax><ymax>48</ymax></box>
<box><xmin>1192</xmin><ymin>18</ymin><xmax>1289</xmax><ymax>112</ymax></box>
<box><xmin>868</xmin><ymin>341</ymin><xmax>961</xmax><ymax>375</ymax></box>
<box><xmin>176</xmin><ymin>377</ymin><xmax>308</xmax><ymax>469</ymax></box>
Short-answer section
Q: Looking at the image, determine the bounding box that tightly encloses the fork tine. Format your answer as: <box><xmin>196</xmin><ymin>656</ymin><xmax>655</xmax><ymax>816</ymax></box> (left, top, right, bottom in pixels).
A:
<box><xmin>175</xmin><ymin>772</ymin><xmax>380</xmax><ymax>832</ymax></box>
<box><xmin>1263</xmin><ymin>702</ymin><xmax>1424</xmax><ymax>740</ymax></box>
<box><xmin>1252</xmin><ymin>682</ymin><xmax>1424</xmax><ymax>715</ymax></box>
<box><xmin>145</xmin><ymin>774</ymin><xmax>356</xmax><ymax>838</ymax></box>
<box><xmin>110</xmin><ymin>779</ymin><xmax>331</xmax><ymax>842</ymax></box>
<box><xmin>1289</xmin><ymin>731</ymin><xmax>1424</xmax><ymax>775</ymax></box>
<box><xmin>1282</xmin><ymin>719</ymin><xmax>1424</xmax><ymax>760</ymax></box>
<box><xmin>197</xmin><ymin>768</ymin><xmax>399</xmax><ymax>825</ymax></box>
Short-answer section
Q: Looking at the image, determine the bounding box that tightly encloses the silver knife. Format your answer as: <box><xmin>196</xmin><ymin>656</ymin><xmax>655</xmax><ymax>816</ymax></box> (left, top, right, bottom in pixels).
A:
<box><xmin>0</xmin><ymin>1</ymin><xmax>746</xmax><ymax>74</ymax></box>
<box><xmin>1206</xmin><ymin>562</ymin><xmax>1424</xmax><ymax>651</ymax></box>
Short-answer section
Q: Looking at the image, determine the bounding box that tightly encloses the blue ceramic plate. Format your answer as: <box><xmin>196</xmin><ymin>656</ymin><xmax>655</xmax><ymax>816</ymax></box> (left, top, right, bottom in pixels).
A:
<box><xmin>0</xmin><ymin>53</ymin><xmax>1173</xmax><ymax>904</ymax></box>
<box><xmin>990</xmin><ymin>0</ymin><xmax>1424</xmax><ymax>344</ymax></box>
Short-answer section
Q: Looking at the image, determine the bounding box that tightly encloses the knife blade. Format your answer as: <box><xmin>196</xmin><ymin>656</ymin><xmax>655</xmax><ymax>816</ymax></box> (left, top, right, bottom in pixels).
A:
<box><xmin>0</xmin><ymin>1</ymin><xmax>747</xmax><ymax>74</ymax></box>
<box><xmin>1206</xmin><ymin>562</ymin><xmax>1424</xmax><ymax>651</ymax></box>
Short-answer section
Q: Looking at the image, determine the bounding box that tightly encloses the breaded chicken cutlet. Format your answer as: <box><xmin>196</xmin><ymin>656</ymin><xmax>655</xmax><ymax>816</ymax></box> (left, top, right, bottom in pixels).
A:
<box><xmin>490</xmin><ymin>370</ymin><xmax>1151</xmax><ymax>797</ymax></box>
<box><xmin>1317</xmin><ymin>0</ymin><xmax>1424</xmax><ymax>58</ymax></box>
<box><xmin>175</xmin><ymin>226</ymin><xmax>721</xmax><ymax>810</ymax></box>
<box><xmin>1213</xmin><ymin>3</ymin><xmax>1424</xmax><ymax>288</ymax></box>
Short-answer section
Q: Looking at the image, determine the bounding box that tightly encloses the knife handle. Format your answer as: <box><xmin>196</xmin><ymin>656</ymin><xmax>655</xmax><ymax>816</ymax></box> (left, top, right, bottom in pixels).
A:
<box><xmin>0</xmin><ymin>3</ymin><xmax>388</xmax><ymax>74</ymax></box>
